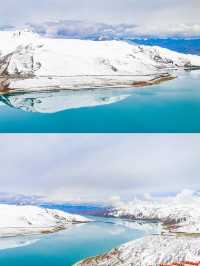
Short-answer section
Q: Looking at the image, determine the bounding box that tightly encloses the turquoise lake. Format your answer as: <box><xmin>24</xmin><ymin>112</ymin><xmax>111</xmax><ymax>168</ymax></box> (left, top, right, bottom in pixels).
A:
<box><xmin>0</xmin><ymin>216</ymin><xmax>146</xmax><ymax>266</ymax></box>
<box><xmin>0</xmin><ymin>70</ymin><xmax>200</xmax><ymax>132</ymax></box>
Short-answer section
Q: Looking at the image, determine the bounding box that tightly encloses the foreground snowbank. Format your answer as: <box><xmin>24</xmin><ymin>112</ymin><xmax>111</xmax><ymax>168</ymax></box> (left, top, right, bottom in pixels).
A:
<box><xmin>75</xmin><ymin>235</ymin><xmax>200</xmax><ymax>266</ymax></box>
<box><xmin>0</xmin><ymin>30</ymin><xmax>200</xmax><ymax>92</ymax></box>
<box><xmin>0</xmin><ymin>204</ymin><xmax>90</xmax><ymax>237</ymax></box>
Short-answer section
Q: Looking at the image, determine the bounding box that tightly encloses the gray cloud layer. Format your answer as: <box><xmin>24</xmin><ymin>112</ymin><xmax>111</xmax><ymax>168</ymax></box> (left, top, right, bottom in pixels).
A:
<box><xmin>0</xmin><ymin>134</ymin><xmax>199</xmax><ymax>203</ymax></box>
<box><xmin>1</xmin><ymin>0</ymin><xmax>200</xmax><ymax>37</ymax></box>
<box><xmin>25</xmin><ymin>20</ymin><xmax>200</xmax><ymax>39</ymax></box>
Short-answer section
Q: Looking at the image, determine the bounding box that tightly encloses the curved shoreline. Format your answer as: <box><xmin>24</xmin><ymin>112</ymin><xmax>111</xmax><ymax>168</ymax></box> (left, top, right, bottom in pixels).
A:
<box><xmin>0</xmin><ymin>73</ymin><xmax>176</xmax><ymax>95</ymax></box>
<box><xmin>0</xmin><ymin>221</ymin><xmax>89</xmax><ymax>238</ymax></box>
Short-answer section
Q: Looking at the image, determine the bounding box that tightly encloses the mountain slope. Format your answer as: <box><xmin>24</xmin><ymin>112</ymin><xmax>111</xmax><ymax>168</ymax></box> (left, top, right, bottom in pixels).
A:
<box><xmin>0</xmin><ymin>30</ymin><xmax>200</xmax><ymax>91</ymax></box>
<box><xmin>108</xmin><ymin>194</ymin><xmax>200</xmax><ymax>234</ymax></box>
<box><xmin>0</xmin><ymin>204</ymin><xmax>90</xmax><ymax>237</ymax></box>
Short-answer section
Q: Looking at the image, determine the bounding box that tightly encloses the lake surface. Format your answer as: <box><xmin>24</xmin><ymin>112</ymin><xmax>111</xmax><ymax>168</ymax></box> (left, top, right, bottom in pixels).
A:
<box><xmin>0</xmin><ymin>216</ymin><xmax>146</xmax><ymax>266</ymax></box>
<box><xmin>0</xmin><ymin>70</ymin><xmax>200</xmax><ymax>132</ymax></box>
<box><xmin>129</xmin><ymin>38</ymin><xmax>200</xmax><ymax>55</ymax></box>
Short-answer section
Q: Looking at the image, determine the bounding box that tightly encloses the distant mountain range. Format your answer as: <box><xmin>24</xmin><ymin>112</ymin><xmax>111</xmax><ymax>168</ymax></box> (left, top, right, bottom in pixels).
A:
<box><xmin>0</xmin><ymin>192</ymin><xmax>107</xmax><ymax>216</ymax></box>
<box><xmin>0</xmin><ymin>192</ymin><xmax>43</xmax><ymax>205</ymax></box>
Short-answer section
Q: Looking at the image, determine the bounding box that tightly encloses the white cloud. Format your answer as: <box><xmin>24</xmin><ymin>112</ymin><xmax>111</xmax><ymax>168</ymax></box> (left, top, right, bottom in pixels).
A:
<box><xmin>0</xmin><ymin>134</ymin><xmax>199</xmax><ymax>203</ymax></box>
<box><xmin>110</xmin><ymin>189</ymin><xmax>200</xmax><ymax>211</ymax></box>
<box><xmin>133</xmin><ymin>23</ymin><xmax>200</xmax><ymax>37</ymax></box>
<box><xmin>0</xmin><ymin>0</ymin><xmax>200</xmax><ymax>37</ymax></box>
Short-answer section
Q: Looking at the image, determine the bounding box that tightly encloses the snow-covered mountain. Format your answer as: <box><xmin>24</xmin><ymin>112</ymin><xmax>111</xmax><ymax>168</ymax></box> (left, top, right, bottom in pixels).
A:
<box><xmin>0</xmin><ymin>29</ymin><xmax>200</xmax><ymax>92</ymax></box>
<box><xmin>108</xmin><ymin>192</ymin><xmax>200</xmax><ymax>234</ymax></box>
<box><xmin>0</xmin><ymin>204</ymin><xmax>90</xmax><ymax>237</ymax></box>
<box><xmin>75</xmin><ymin>192</ymin><xmax>200</xmax><ymax>266</ymax></box>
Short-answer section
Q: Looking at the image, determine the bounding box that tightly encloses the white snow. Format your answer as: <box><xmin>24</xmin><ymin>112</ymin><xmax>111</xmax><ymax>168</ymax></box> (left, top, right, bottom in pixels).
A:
<box><xmin>0</xmin><ymin>204</ymin><xmax>90</xmax><ymax>237</ymax></box>
<box><xmin>1</xmin><ymin>29</ymin><xmax>200</xmax><ymax>91</ymax></box>
<box><xmin>109</xmin><ymin>192</ymin><xmax>200</xmax><ymax>234</ymax></box>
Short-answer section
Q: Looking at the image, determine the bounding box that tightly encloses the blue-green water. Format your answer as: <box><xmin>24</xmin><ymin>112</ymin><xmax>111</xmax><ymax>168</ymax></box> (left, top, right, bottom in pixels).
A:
<box><xmin>0</xmin><ymin>217</ymin><xmax>145</xmax><ymax>266</ymax></box>
<box><xmin>0</xmin><ymin>70</ymin><xmax>200</xmax><ymax>132</ymax></box>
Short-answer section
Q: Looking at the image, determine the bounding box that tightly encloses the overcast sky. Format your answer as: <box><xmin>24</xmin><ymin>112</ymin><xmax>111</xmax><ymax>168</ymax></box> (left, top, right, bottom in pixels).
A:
<box><xmin>1</xmin><ymin>0</ymin><xmax>200</xmax><ymax>36</ymax></box>
<box><xmin>0</xmin><ymin>134</ymin><xmax>199</xmax><ymax>203</ymax></box>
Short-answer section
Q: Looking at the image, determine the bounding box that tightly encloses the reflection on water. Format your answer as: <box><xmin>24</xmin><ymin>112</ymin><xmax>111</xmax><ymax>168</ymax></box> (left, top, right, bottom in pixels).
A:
<box><xmin>0</xmin><ymin>236</ymin><xmax>40</xmax><ymax>250</ymax></box>
<box><xmin>0</xmin><ymin>88</ymin><xmax>130</xmax><ymax>113</ymax></box>
<box><xmin>0</xmin><ymin>70</ymin><xmax>200</xmax><ymax>132</ymax></box>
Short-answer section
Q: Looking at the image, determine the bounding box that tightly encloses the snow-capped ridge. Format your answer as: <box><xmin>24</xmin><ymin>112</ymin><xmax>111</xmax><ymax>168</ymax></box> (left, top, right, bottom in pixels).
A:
<box><xmin>108</xmin><ymin>191</ymin><xmax>200</xmax><ymax>234</ymax></box>
<box><xmin>0</xmin><ymin>30</ymin><xmax>200</xmax><ymax>91</ymax></box>
<box><xmin>0</xmin><ymin>204</ymin><xmax>90</xmax><ymax>237</ymax></box>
